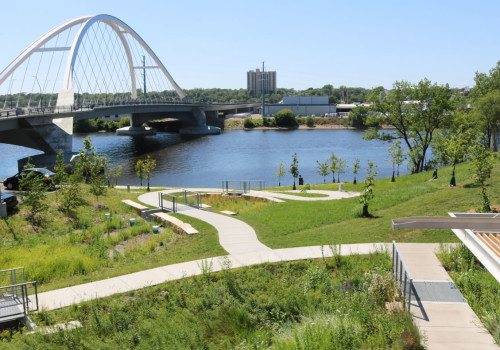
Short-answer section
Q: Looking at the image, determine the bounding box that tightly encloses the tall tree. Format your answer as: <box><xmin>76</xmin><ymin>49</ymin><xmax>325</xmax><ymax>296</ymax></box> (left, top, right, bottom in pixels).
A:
<box><xmin>290</xmin><ymin>153</ymin><xmax>299</xmax><ymax>190</ymax></box>
<box><xmin>473</xmin><ymin>90</ymin><xmax>500</xmax><ymax>150</ymax></box>
<box><xmin>368</xmin><ymin>79</ymin><xmax>453</xmax><ymax>173</ymax></box>
<box><xmin>274</xmin><ymin>161</ymin><xmax>288</xmax><ymax>187</ymax></box>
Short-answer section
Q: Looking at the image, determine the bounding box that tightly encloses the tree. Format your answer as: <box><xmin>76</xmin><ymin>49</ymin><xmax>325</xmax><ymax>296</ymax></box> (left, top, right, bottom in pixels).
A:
<box><xmin>135</xmin><ymin>160</ymin><xmax>145</xmax><ymax>186</ymax></box>
<box><xmin>329</xmin><ymin>152</ymin><xmax>338</xmax><ymax>183</ymax></box>
<box><xmin>432</xmin><ymin>111</ymin><xmax>478</xmax><ymax>186</ymax></box>
<box><xmin>316</xmin><ymin>160</ymin><xmax>330</xmax><ymax>183</ymax></box>
<box><xmin>274</xmin><ymin>161</ymin><xmax>288</xmax><ymax>187</ymax></box>
<box><xmin>290</xmin><ymin>153</ymin><xmax>299</xmax><ymax>190</ymax></box>
<box><xmin>274</xmin><ymin>109</ymin><xmax>298</xmax><ymax>127</ymax></box>
<box><xmin>386</xmin><ymin>140</ymin><xmax>406</xmax><ymax>182</ymax></box>
<box><xmin>19</xmin><ymin>171</ymin><xmax>48</xmax><ymax>227</ymax></box>
<box><xmin>352</xmin><ymin>157</ymin><xmax>360</xmax><ymax>184</ymax></box>
<box><xmin>52</xmin><ymin>150</ymin><xmax>68</xmax><ymax>202</ymax></box>
<box><xmin>470</xmin><ymin>142</ymin><xmax>494</xmax><ymax>213</ymax></box>
<box><xmin>368</xmin><ymin>79</ymin><xmax>453</xmax><ymax>173</ymax></box>
<box><xmin>143</xmin><ymin>155</ymin><xmax>157</xmax><ymax>192</ymax></box>
<box><xmin>336</xmin><ymin>158</ymin><xmax>347</xmax><ymax>183</ymax></box>
<box><xmin>348</xmin><ymin>106</ymin><xmax>369</xmax><ymax>127</ymax></box>
<box><xmin>359</xmin><ymin>161</ymin><xmax>378</xmax><ymax>217</ymax></box>
<box><xmin>473</xmin><ymin>90</ymin><xmax>500</xmax><ymax>151</ymax></box>
<box><xmin>112</xmin><ymin>165</ymin><xmax>122</xmax><ymax>186</ymax></box>
<box><xmin>59</xmin><ymin>174</ymin><xmax>84</xmax><ymax>217</ymax></box>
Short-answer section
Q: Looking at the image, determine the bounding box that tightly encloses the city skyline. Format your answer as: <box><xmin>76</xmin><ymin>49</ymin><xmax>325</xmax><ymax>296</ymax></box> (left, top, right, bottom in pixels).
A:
<box><xmin>0</xmin><ymin>0</ymin><xmax>500</xmax><ymax>91</ymax></box>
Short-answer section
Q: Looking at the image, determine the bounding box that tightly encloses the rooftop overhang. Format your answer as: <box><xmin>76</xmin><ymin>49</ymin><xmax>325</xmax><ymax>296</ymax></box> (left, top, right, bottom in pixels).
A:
<box><xmin>392</xmin><ymin>213</ymin><xmax>500</xmax><ymax>283</ymax></box>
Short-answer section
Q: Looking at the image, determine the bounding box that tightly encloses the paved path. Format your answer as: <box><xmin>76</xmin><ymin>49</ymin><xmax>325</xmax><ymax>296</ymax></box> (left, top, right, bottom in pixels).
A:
<box><xmin>396</xmin><ymin>243</ymin><xmax>498</xmax><ymax>350</ymax></box>
<box><xmin>37</xmin><ymin>243</ymin><xmax>386</xmax><ymax>310</ymax></box>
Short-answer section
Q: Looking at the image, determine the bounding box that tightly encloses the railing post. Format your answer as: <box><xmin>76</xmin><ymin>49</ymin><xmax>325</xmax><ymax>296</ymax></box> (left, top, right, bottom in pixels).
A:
<box><xmin>403</xmin><ymin>272</ymin><xmax>407</xmax><ymax>309</ymax></box>
<box><xmin>408</xmin><ymin>278</ymin><xmax>413</xmax><ymax>310</ymax></box>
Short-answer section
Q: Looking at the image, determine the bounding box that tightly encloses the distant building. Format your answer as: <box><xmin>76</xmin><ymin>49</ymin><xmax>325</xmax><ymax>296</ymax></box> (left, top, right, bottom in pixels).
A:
<box><xmin>247</xmin><ymin>69</ymin><xmax>276</xmax><ymax>97</ymax></box>
<box><xmin>265</xmin><ymin>95</ymin><xmax>336</xmax><ymax>117</ymax></box>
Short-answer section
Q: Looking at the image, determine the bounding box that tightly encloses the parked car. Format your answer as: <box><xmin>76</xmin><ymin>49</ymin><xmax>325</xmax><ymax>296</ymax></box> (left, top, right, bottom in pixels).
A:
<box><xmin>1</xmin><ymin>193</ymin><xmax>18</xmax><ymax>210</ymax></box>
<box><xmin>3</xmin><ymin>168</ymin><xmax>56</xmax><ymax>190</ymax></box>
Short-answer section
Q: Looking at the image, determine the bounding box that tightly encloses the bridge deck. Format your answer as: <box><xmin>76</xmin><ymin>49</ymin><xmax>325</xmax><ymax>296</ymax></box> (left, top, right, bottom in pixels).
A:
<box><xmin>0</xmin><ymin>295</ymin><xmax>25</xmax><ymax>322</ymax></box>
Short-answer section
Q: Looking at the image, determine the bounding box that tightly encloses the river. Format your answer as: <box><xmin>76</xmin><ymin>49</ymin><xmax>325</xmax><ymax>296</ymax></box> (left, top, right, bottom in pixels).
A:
<box><xmin>0</xmin><ymin>129</ymin><xmax>407</xmax><ymax>187</ymax></box>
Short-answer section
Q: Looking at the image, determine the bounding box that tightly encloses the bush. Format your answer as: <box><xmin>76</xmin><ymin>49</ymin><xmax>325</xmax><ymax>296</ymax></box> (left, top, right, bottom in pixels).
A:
<box><xmin>274</xmin><ymin>109</ymin><xmax>298</xmax><ymax>127</ymax></box>
<box><xmin>243</xmin><ymin>118</ymin><xmax>255</xmax><ymax>128</ymax></box>
<box><xmin>306</xmin><ymin>116</ymin><xmax>314</xmax><ymax>127</ymax></box>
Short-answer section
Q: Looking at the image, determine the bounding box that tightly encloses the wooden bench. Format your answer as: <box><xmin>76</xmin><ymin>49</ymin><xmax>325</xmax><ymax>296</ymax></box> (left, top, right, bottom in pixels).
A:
<box><xmin>121</xmin><ymin>199</ymin><xmax>149</xmax><ymax>213</ymax></box>
<box><xmin>152</xmin><ymin>212</ymin><xmax>198</xmax><ymax>235</ymax></box>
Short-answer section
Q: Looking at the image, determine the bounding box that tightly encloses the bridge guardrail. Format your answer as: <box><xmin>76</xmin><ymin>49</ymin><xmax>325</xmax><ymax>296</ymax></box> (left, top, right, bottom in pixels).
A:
<box><xmin>182</xmin><ymin>190</ymin><xmax>201</xmax><ymax>208</ymax></box>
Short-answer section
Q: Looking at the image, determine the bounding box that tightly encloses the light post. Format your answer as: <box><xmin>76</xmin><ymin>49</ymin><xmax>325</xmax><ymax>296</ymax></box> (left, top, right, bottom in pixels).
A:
<box><xmin>33</xmin><ymin>76</ymin><xmax>42</xmax><ymax>109</ymax></box>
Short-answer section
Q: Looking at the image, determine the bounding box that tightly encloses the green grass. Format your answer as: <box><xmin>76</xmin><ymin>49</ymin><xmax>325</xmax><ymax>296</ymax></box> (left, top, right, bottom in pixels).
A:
<box><xmin>238</xmin><ymin>161</ymin><xmax>499</xmax><ymax>248</ymax></box>
<box><xmin>201</xmin><ymin>194</ymin><xmax>272</xmax><ymax>214</ymax></box>
<box><xmin>0</xmin><ymin>186</ymin><xmax>226</xmax><ymax>291</ymax></box>
<box><xmin>274</xmin><ymin>191</ymin><xmax>329</xmax><ymax>198</ymax></box>
<box><xmin>1</xmin><ymin>253</ymin><xmax>423</xmax><ymax>349</ymax></box>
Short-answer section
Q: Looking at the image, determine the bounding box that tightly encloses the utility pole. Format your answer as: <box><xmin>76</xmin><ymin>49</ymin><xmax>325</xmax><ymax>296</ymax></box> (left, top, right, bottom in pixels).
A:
<box><xmin>143</xmin><ymin>55</ymin><xmax>147</xmax><ymax>103</ymax></box>
<box><xmin>261</xmin><ymin>61</ymin><xmax>265</xmax><ymax>117</ymax></box>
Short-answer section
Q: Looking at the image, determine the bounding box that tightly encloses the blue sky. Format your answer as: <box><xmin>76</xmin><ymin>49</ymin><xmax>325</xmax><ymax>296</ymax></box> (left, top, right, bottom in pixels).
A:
<box><xmin>1</xmin><ymin>0</ymin><xmax>499</xmax><ymax>90</ymax></box>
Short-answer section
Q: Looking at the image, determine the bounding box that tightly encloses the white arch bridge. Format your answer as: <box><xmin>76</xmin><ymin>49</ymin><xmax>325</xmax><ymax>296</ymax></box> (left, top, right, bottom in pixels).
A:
<box><xmin>0</xmin><ymin>14</ymin><xmax>257</xmax><ymax>166</ymax></box>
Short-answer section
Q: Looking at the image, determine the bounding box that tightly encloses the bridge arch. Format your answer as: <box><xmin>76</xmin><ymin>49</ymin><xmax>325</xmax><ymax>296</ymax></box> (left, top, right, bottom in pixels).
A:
<box><xmin>0</xmin><ymin>14</ymin><xmax>188</xmax><ymax>108</ymax></box>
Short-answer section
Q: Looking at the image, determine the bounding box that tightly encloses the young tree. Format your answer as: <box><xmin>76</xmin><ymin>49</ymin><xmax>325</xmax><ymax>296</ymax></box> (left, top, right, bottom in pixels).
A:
<box><xmin>470</xmin><ymin>142</ymin><xmax>494</xmax><ymax>212</ymax></box>
<box><xmin>316</xmin><ymin>160</ymin><xmax>330</xmax><ymax>183</ymax></box>
<box><xmin>88</xmin><ymin>157</ymin><xmax>107</xmax><ymax>202</ymax></box>
<box><xmin>112</xmin><ymin>165</ymin><xmax>122</xmax><ymax>186</ymax></box>
<box><xmin>59</xmin><ymin>174</ymin><xmax>84</xmax><ymax>217</ymax></box>
<box><xmin>290</xmin><ymin>153</ymin><xmax>299</xmax><ymax>190</ymax></box>
<box><xmin>274</xmin><ymin>161</ymin><xmax>288</xmax><ymax>187</ymax></box>
<box><xmin>359</xmin><ymin>161</ymin><xmax>378</xmax><ymax>217</ymax></box>
<box><xmin>329</xmin><ymin>152</ymin><xmax>338</xmax><ymax>183</ymax></box>
<box><xmin>135</xmin><ymin>160</ymin><xmax>145</xmax><ymax>187</ymax></box>
<box><xmin>386</xmin><ymin>140</ymin><xmax>406</xmax><ymax>182</ymax></box>
<box><xmin>336</xmin><ymin>158</ymin><xmax>348</xmax><ymax>183</ymax></box>
<box><xmin>433</xmin><ymin>111</ymin><xmax>478</xmax><ymax>186</ymax></box>
<box><xmin>352</xmin><ymin>157</ymin><xmax>360</xmax><ymax>184</ymax></box>
<box><xmin>19</xmin><ymin>172</ymin><xmax>48</xmax><ymax>227</ymax></box>
<box><xmin>143</xmin><ymin>155</ymin><xmax>157</xmax><ymax>192</ymax></box>
<box><xmin>52</xmin><ymin>150</ymin><xmax>68</xmax><ymax>202</ymax></box>
<box><xmin>368</xmin><ymin>79</ymin><xmax>453</xmax><ymax>173</ymax></box>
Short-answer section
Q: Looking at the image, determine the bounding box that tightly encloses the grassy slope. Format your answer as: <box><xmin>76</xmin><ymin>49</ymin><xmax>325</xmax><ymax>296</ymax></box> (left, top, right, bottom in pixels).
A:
<box><xmin>240</xmin><ymin>160</ymin><xmax>499</xmax><ymax>248</ymax></box>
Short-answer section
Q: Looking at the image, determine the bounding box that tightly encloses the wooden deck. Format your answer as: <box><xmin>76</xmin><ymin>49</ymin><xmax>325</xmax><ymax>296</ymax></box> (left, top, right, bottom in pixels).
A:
<box><xmin>475</xmin><ymin>232</ymin><xmax>500</xmax><ymax>259</ymax></box>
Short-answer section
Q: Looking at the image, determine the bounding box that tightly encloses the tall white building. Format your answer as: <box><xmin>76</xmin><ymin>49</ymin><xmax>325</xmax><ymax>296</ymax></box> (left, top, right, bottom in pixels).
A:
<box><xmin>247</xmin><ymin>69</ymin><xmax>276</xmax><ymax>96</ymax></box>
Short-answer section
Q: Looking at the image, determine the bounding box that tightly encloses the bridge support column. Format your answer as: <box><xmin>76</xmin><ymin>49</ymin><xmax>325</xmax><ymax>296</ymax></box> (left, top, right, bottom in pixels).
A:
<box><xmin>17</xmin><ymin>117</ymin><xmax>75</xmax><ymax>170</ymax></box>
<box><xmin>179</xmin><ymin>107</ymin><xmax>221</xmax><ymax>136</ymax></box>
<box><xmin>116</xmin><ymin>113</ymin><xmax>156</xmax><ymax>136</ymax></box>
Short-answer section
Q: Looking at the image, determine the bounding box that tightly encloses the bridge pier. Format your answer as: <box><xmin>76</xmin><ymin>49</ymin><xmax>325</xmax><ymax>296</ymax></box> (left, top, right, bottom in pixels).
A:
<box><xmin>116</xmin><ymin>113</ymin><xmax>157</xmax><ymax>136</ymax></box>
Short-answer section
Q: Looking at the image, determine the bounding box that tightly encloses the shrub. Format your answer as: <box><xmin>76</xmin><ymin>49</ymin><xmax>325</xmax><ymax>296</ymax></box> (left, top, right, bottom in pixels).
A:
<box><xmin>306</xmin><ymin>116</ymin><xmax>314</xmax><ymax>127</ymax></box>
<box><xmin>274</xmin><ymin>109</ymin><xmax>298</xmax><ymax>127</ymax></box>
<box><xmin>243</xmin><ymin>118</ymin><xmax>255</xmax><ymax>128</ymax></box>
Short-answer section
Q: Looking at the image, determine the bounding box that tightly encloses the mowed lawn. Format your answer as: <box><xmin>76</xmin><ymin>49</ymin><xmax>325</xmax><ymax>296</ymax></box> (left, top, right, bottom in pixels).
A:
<box><xmin>237</xmin><ymin>160</ymin><xmax>499</xmax><ymax>248</ymax></box>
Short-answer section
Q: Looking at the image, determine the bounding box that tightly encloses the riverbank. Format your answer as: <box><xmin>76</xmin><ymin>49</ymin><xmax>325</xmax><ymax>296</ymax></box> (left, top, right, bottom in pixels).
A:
<box><xmin>222</xmin><ymin>116</ymin><xmax>395</xmax><ymax>130</ymax></box>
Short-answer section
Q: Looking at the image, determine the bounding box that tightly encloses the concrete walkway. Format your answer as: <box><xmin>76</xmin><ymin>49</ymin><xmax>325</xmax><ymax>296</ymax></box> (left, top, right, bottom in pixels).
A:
<box><xmin>138</xmin><ymin>190</ymin><xmax>271</xmax><ymax>255</ymax></box>
<box><xmin>37</xmin><ymin>243</ymin><xmax>385</xmax><ymax>310</ymax></box>
<box><xmin>396</xmin><ymin>243</ymin><xmax>498</xmax><ymax>350</ymax></box>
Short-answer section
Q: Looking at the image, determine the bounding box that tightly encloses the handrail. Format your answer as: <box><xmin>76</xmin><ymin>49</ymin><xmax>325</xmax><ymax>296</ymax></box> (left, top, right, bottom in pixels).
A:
<box><xmin>392</xmin><ymin>241</ymin><xmax>413</xmax><ymax>311</ymax></box>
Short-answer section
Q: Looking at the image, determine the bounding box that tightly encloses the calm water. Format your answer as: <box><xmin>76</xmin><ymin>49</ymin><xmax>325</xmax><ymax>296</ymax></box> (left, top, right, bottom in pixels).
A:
<box><xmin>0</xmin><ymin>129</ymin><xmax>407</xmax><ymax>187</ymax></box>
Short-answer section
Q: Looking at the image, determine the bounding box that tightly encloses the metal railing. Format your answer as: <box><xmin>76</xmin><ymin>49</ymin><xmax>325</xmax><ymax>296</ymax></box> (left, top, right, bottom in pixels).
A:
<box><xmin>392</xmin><ymin>241</ymin><xmax>413</xmax><ymax>311</ymax></box>
<box><xmin>159</xmin><ymin>192</ymin><xmax>177</xmax><ymax>213</ymax></box>
<box><xmin>182</xmin><ymin>190</ymin><xmax>201</xmax><ymax>208</ymax></box>
<box><xmin>0</xmin><ymin>267</ymin><xmax>38</xmax><ymax>322</ymax></box>
<box><xmin>222</xmin><ymin>180</ymin><xmax>265</xmax><ymax>194</ymax></box>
